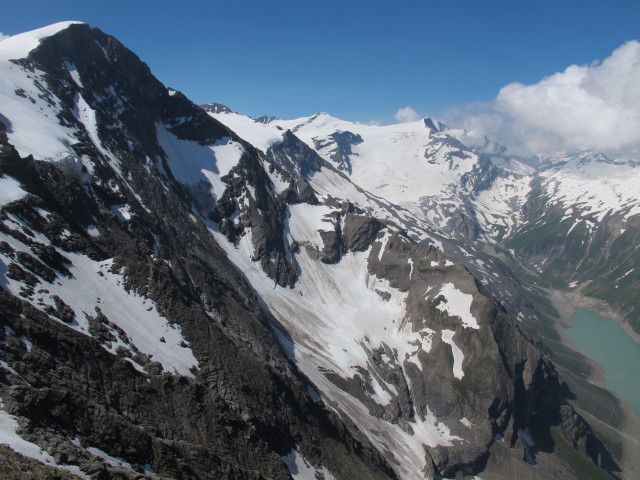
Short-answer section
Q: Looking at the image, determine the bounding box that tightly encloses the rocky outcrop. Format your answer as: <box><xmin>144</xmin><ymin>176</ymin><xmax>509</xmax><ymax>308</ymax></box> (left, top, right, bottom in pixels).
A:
<box><xmin>200</xmin><ymin>102</ymin><xmax>232</xmax><ymax>114</ymax></box>
<box><xmin>363</xmin><ymin>228</ymin><xmax>617</xmax><ymax>479</ymax></box>
<box><xmin>342</xmin><ymin>214</ymin><xmax>384</xmax><ymax>252</ymax></box>
<box><xmin>312</xmin><ymin>131</ymin><xmax>363</xmax><ymax>175</ymax></box>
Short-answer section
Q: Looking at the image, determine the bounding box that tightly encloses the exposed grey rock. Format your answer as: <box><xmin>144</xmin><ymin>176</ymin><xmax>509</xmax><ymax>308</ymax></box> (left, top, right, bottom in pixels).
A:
<box><xmin>255</xmin><ymin>115</ymin><xmax>279</xmax><ymax>124</ymax></box>
<box><xmin>268</xmin><ymin>130</ymin><xmax>327</xmax><ymax>177</ymax></box>
<box><xmin>342</xmin><ymin>213</ymin><xmax>384</xmax><ymax>252</ymax></box>
<box><xmin>200</xmin><ymin>102</ymin><xmax>232</xmax><ymax>114</ymax></box>
<box><xmin>313</xmin><ymin>130</ymin><xmax>363</xmax><ymax>175</ymax></box>
<box><xmin>423</xmin><ymin>117</ymin><xmax>448</xmax><ymax>134</ymax></box>
<box><xmin>0</xmin><ymin>25</ymin><xmax>395</xmax><ymax>480</ymax></box>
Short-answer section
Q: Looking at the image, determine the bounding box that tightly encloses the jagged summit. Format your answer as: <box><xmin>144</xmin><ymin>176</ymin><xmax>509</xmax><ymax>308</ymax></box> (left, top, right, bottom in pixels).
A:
<box><xmin>423</xmin><ymin>116</ymin><xmax>447</xmax><ymax>133</ymax></box>
<box><xmin>255</xmin><ymin>114</ymin><xmax>279</xmax><ymax>124</ymax></box>
<box><xmin>200</xmin><ymin>102</ymin><xmax>232</xmax><ymax>114</ymax></box>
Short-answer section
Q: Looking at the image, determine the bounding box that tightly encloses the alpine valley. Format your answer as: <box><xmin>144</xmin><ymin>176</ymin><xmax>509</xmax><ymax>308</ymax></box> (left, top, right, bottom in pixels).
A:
<box><xmin>0</xmin><ymin>22</ymin><xmax>638</xmax><ymax>480</ymax></box>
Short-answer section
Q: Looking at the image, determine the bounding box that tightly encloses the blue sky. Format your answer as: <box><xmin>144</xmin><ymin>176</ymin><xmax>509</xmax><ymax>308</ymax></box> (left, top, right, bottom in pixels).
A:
<box><xmin>1</xmin><ymin>0</ymin><xmax>639</xmax><ymax>134</ymax></box>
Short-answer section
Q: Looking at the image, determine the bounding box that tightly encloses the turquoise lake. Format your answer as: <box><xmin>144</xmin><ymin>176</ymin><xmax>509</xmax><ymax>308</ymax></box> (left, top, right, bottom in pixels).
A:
<box><xmin>565</xmin><ymin>308</ymin><xmax>640</xmax><ymax>415</ymax></box>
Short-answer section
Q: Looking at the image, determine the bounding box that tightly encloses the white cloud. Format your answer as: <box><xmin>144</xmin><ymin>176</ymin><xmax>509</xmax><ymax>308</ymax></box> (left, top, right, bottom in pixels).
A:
<box><xmin>394</xmin><ymin>106</ymin><xmax>420</xmax><ymax>123</ymax></box>
<box><xmin>449</xmin><ymin>40</ymin><xmax>640</xmax><ymax>156</ymax></box>
<box><xmin>0</xmin><ymin>33</ymin><xmax>9</xmax><ymax>41</ymax></box>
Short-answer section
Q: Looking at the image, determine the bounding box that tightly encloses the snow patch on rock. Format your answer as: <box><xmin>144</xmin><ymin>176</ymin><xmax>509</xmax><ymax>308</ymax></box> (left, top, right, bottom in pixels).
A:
<box><xmin>0</xmin><ymin>231</ymin><xmax>198</xmax><ymax>377</ymax></box>
<box><xmin>0</xmin><ymin>399</ymin><xmax>90</xmax><ymax>478</ymax></box>
<box><xmin>435</xmin><ymin>283</ymin><xmax>479</xmax><ymax>329</ymax></box>
<box><xmin>441</xmin><ymin>329</ymin><xmax>465</xmax><ymax>379</ymax></box>
<box><xmin>156</xmin><ymin>124</ymin><xmax>244</xmax><ymax>200</ymax></box>
<box><xmin>0</xmin><ymin>175</ymin><xmax>27</xmax><ymax>206</ymax></box>
<box><xmin>281</xmin><ymin>448</ymin><xmax>336</xmax><ymax>480</ymax></box>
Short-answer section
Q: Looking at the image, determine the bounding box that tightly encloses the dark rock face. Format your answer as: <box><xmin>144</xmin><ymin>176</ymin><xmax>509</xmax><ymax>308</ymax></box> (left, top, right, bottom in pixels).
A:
<box><xmin>423</xmin><ymin>117</ymin><xmax>447</xmax><ymax>133</ymax></box>
<box><xmin>255</xmin><ymin>115</ymin><xmax>279</xmax><ymax>124</ymax></box>
<box><xmin>213</xmin><ymin>146</ymin><xmax>300</xmax><ymax>287</ymax></box>
<box><xmin>0</xmin><ymin>24</ymin><xmax>394</xmax><ymax>480</ymax></box>
<box><xmin>1</xmin><ymin>287</ymin><xmax>392</xmax><ymax>479</ymax></box>
<box><xmin>312</xmin><ymin>131</ymin><xmax>363</xmax><ymax>175</ymax></box>
<box><xmin>342</xmin><ymin>214</ymin><xmax>384</xmax><ymax>252</ymax></box>
<box><xmin>268</xmin><ymin>130</ymin><xmax>327</xmax><ymax>178</ymax></box>
<box><xmin>200</xmin><ymin>102</ymin><xmax>232</xmax><ymax>114</ymax></box>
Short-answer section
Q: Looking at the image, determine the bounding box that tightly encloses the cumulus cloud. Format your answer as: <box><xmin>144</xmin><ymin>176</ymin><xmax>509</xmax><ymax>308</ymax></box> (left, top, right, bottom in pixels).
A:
<box><xmin>448</xmin><ymin>40</ymin><xmax>640</xmax><ymax>156</ymax></box>
<box><xmin>394</xmin><ymin>106</ymin><xmax>420</xmax><ymax>123</ymax></box>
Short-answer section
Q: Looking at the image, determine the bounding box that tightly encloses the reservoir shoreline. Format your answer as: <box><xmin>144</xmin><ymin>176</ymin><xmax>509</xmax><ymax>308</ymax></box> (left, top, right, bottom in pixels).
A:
<box><xmin>546</xmin><ymin>289</ymin><xmax>606</xmax><ymax>384</ymax></box>
<box><xmin>547</xmin><ymin>289</ymin><xmax>640</xmax><ymax>480</ymax></box>
<box><xmin>564</xmin><ymin>287</ymin><xmax>640</xmax><ymax>345</ymax></box>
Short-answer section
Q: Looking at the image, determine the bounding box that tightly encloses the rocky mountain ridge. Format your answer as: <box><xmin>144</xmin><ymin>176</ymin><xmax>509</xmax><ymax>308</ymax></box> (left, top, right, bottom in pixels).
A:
<box><xmin>0</xmin><ymin>21</ymin><xmax>635</xmax><ymax>480</ymax></box>
<box><xmin>0</xmin><ymin>22</ymin><xmax>394</xmax><ymax>480</ymax></box>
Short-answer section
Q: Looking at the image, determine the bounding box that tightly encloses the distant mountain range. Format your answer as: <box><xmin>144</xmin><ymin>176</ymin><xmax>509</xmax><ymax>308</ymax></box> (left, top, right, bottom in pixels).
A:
<box><xmin>208</xmin><ymin>108</ymin><xmax>640</xmax><ymax>336</ymax></box>
<box><xmin>0</xmin><ymin>21</ymin><xmax>637</xmax><ymax>480</ymax></box>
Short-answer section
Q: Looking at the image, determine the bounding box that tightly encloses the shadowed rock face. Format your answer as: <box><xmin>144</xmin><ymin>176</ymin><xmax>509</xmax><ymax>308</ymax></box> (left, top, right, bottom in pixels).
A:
<box><xmin>342</xmin><ymin>214</ymin><xmax>384</xmax><ymax>252</ymax></box>
<box><xmin>0</xmin><ymin>25</ymin><xmax>394</xmax><ymax>480</ymax></box>
<box><xmin>0</xmin><ymin>23</ymin><xmax>624</xmax><ymax>480</ymax></box>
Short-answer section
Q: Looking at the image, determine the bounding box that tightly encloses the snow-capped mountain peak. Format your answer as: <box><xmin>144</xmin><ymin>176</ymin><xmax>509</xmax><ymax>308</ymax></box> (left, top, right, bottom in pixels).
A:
<box><xmin>208</xmin><ymin>108</ymin><xmax>481</xmax><ymax>215</ymax></box>
<box><xmin>0</xmin><ymin>21</ymin><xmax>84</xmax><ymax>61</ymax></box>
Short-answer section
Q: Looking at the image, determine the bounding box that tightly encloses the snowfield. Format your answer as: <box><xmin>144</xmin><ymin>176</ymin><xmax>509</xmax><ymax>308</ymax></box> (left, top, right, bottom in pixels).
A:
<box><xmin>436</xmin><ymin>283</ymin><xmax>479</xmax><ymax>329</ymax></box>
<box><xmin>540</xmin><ymin>153</ymin><xmax>640</xmax><ymax>222</ymax></box>
<box><xmin>212</xmin><ymin>111</ymin><xmax>479</xmax><ymax>212</ymax></box>
<box><xmin>0</xmin><ymin>22</ymin><xmax>84</xmax><ymax>161</ymax></box>
<box><xmin>156</xmin><ymin>124</ymin><xmax>245</xmax><ymax>199</ymax></box>
<box><xmin>0</xmin><ymin>175</ymin><xmax>27</xmax><ymax>206</ymax></box>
